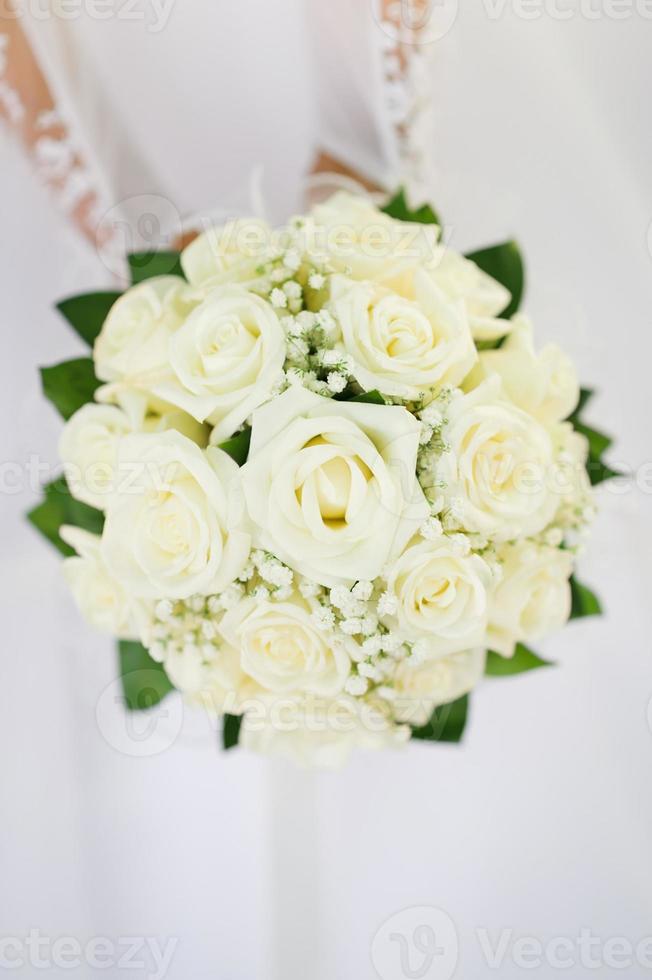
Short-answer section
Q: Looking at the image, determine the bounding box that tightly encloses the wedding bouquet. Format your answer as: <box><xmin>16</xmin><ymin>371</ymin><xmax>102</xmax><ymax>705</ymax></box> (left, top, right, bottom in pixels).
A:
<box><xmin>30</xmin><ymin>191</ymin><xmax>616</xmax><ymax>766</ymax></box>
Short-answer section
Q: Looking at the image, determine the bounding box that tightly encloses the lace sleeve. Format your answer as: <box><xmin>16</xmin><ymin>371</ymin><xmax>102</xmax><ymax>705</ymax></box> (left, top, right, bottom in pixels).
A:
<box><xmin>307</xmin><ymin>0</ymin><xmax>436</xmax><ymax>199</ymax></box>
<box><xmin>0</xmin><ymin>3</ymin><xmax>114</xmax><ymax>249</ymax></box>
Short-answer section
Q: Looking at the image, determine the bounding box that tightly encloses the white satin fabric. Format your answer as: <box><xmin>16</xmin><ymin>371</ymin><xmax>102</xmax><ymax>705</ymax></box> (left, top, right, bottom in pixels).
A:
<box><xmin>2</xmin><ymin>4</ymin><xmax>651</xmax><ymax>979</ymax></box>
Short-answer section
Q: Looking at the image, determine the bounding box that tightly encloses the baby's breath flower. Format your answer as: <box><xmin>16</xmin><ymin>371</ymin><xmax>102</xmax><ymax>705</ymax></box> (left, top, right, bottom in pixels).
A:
<box><xmin>283</xmin><ymin>248</ymin><xmax>301</xmax><ymax>271</ymax></box>
<box><xmin>250</xmin><ymin>584</ymin><xmax>271</xmax><ymax>602</ymax></box>
<box><xmin>362</xmin><ymin>635</ymin><xmax>383</xmax><ymax>656</ymax></box>
<box><xmin>326</xmin><ymin>372</ymin><xmax>347</xmax><ymax>394</ymax></box>
<box><xmin>270</xmin><ymin>288</ymin><xmax>288</xmax><ymax>309</ymax></box>
<box><xmin>283</xmin><ymin>280</ymin><xmax>302</xmax><ymax>300</ymax></box>
<box><xmin>360</xmin><ymin>614</ymin><xmax>379</xmax><ymax>636</ymax></box>
<box><xmin>340</xmin><ymin>618</ymin><xmax>362</xmax><ymax>635</ymax></box>
<box><xmin>352</xmin><ymin>580</ymin><xmax>374</xmax><ymax>601</ymax></box>
<box><xmin>419</xmin><ymin>516</ymin><xmax>443</xmax><ymax>540</ymax></box>
<box><xmin>377</xmin><ymin>591</ymin><xmax>398</xmax><ymax>617</ymax></box>
<box><xmin>345</xmin><ymin>675</ymin><xmax>368</xmax><ymax>696</ymax></box>
<box><xmin>155</xmin><ymin>599</ymin><xmax>173</xmax><ymax>622</ymax></box>
<box><xmin>329</xmin><ymin>585</ymin><xmax>351</xmax><ymax>609</ymax></box>
<box><xmin>299</xmin><ymin>579</ymin><xmax>321</xmax><ymax>599</ymax></box>
<box><xmin>311</xmin><ymin>606</ymin><xmax>335</xmax><ymax>631</ymax></box>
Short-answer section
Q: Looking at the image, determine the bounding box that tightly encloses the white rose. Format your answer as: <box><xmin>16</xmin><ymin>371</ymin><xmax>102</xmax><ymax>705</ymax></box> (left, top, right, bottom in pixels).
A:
<box><xmin>220</xmin><ymin>594</ymin><xmax>350</xmax><ymax>696</ymax></box>
<box><xmin>435</xmin><ymin>378</ymin><xmax>557</xmax><ymax>541</ymax></box>
<box><xmin>392</xmin><ymin>649</ymin><xmax>486</xmax><ymax>726</ymax></box>
<box><xmin>383</xmin><ymin>536</ymin><xmax>492</xmax><ymax>656</ymax></box>
<box><xmin>59</xmin><ymin>404</ymin><xmax>133</xmax><ymax>510</ymax></box>
<box><xmin>428</xmin><ymin>247</ymin><xmax>512</xmax><ymax>341</ymax></box>
<box><xmin>93</xmin><ymin>276</ymin><xmax>194</xmax><ymax>384</ymax></box>
<box><xmin>60</xmin><ymin>398</ymin><xmax>208</xmax><ymax>510</ymax></box>
<box><xmin>181</xmin><ymin>218</ymin><xmax>272</xmax><ymax>289</ymax></box>
<box><xmin>61</xmin><ymin>526</ymin><xmax>146</xmax><ymax>639</ymax></box>
<box><xmin>241</xmin><ymin>387</ymin><xmax>429</xmax><ymax>586</ymax></box>
<box><xmin>101</xmin><ymin>430</ymin><xmax>250</xmax><ymax>599</ymax></box>
<box><xmin>549</xmin><ymin>421</ymin><xmax>592</xmax><ymax>527</ymax></box>
<box><xmin>330</xmin><ymin>270</ymin><xmax>476</xmax><ymax>399</ymax></box>
<box><xmin>308</xmin><ymin>191</ymin><xmax>439</xmax><ymax>293</ymax></box>
<box><xmin>240</xmin><ymin>693</ymin><xmax>409</xmax><ymax>768</ymax></box>
<box><xmin>469</xmin><ymin>315</ymin><xmax>580</xmax><ymax>424</ymax></box>
<box><xmin>164</xmin><ymin>642</ymin><xmax>255</xmax><ymax>715</ymax></box>
<box><xmin>487</xmin><ymin>541</ymin><xmax>573</xmax><ymax>657</ymax></box>
<box><xmin>151</xmin><ymin>285</ymin><xmax>286</xmax><ymax>441</ymax></box>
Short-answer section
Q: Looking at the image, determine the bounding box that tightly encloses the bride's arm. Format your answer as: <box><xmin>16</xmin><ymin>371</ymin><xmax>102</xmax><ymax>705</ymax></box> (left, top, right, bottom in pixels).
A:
<box><xmin>0</xmin><ymin>2</ymin><xmax>109</xmax><ymax>247</ymax></box>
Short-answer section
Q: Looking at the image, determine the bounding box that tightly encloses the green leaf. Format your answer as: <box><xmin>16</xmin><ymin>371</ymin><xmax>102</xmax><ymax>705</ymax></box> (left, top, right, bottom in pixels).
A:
<box><xmin>567</xmin><ymin>393</ymin><xmax>620</xmax><ymax>485</ymax></box>
<box><xmin>40</xmin><ymin>358</ymin><xmax>100</xmax><ymax>420</ymax></box>
<box><xmin>587</xmin><ymin>460</ymin><xmax>622</xmax><ymax>486</ymax></box>
<box><xmin>56</xmin><ymin>291</ymin><xmax>122</xmax><ymax>347</ymax></box>
<box><xmin>569</xmin><ymin>387</ymin><xmax>594</xmax><ymax>423</ymax></box>
<box><xmin>476</xmin><ymin>335</ymin><xmax>509</xmax><ymax>352</ymax></box>
<box><xmin>411</xmin><ymin>694</ymin><xmax>469</xmax><ymax>743</ymax></box>
<box><xmin>574</xmin><ymin>421</ymin><xmax>612</xmax><ymax>458</ymax></box>
<box><xmin>128</xmin><ymin>251</ymin><xmax>184</xmax><ymax>284</ymax></box>
<box><xmin>486</xmin><ymin>644</ymin><xmax>552</xmax><ymax>677</ymax></box>
<box><xmin>222</xmin><ymin>713</ymin><xmax>243</xmax><ymax>751</ymax></box>
<box><xmin>349</xmin><ymin>389</ymin><xmax>386</xmax><ymax>405</ymax></box>
<box><xmin>381</xmin><ymin>187</ymin><xmax>441</xmax><ymax>227</ymax></box>
<box><xmin>219</xmin><ymin>427</ymin><xmax>252</xmax><ymax>466</ymax></box>
<box><xmin>466</xmin><ymin>240</ymin><xmax>524</xmax><ymax>319</ymax></box>
<box><xmin>570</xmin><ymin>576</ymin><xmax>602</xmax><ymax>620</ymax></box>
<box><xmin>119</xmin><ymin>640</ymin><xmax>175</xmax><ymax>711</ymax></box>
<box><xmin>27</xmin><ymin>477</ymin><xmax>104</xmax><ymax>556</ymax></box>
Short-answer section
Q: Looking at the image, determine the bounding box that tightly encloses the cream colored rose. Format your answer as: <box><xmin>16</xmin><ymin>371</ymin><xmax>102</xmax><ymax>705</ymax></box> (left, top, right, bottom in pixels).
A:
<box><xmin>468</xmin><ymin>315</ymin><xmax>580</xmax><ymax>424</ymax></box>
<box><xmin>101</xmin><ymin>430</ymin><xmax>250</xmax><ymax>599</ymax></box>
<box><xmin>549</xmin><ymin>421</ymin><xmax>592</xmax><ymax>527</ymax></box>
<box><xmin>220</xmin><ymin>595</ymin><xmax>350</xmax><ymax>696</ymax></box>
<box><xmin>59</xmin><ymin>404</ymin><xmax>133</xmax><ymax>510</ymax></box>
<box><xmin>151</xmin><ymin>285</ymin><xmax>286</xmax><ymax>441</ymax></box>
<box><xmin>487</xmin><ymin>541</ymin><xmax>573</xmax><ymax>657</ymax></box>
<box><xmin>435</xmin><ymin>378</ymin><xmax>557</xmax><ymax>541</ymax></box>
<box><xmin>392</xmin><ymin>649</ymin><xmax>486</xmax><ymax>726</ymax></box>
<box><xmin>94</xmin><ymin>276</ymin><xmax>194</xmax><ymax>384</ymax></box>
<box><xmin>181</xmin><ymin>218</ymin><xmax>272</xmax><ymax>289</ymax></box>
<box><xmin>308</xmin><ymin>191</ymin><xmax>439</xmax><ymax>294</ymax></box>
<box><xmin>329</xmin><ymin>270</ymin><xmax>476</xmax><ymax>399</ymax></box>
<box><xmin>240</xmin><ymin>693</ymin><xmax>409</xmax><ymax>768</ymax></box>
<box><xmin>60</xmin><ymin>397</ymin><xmax>208</xmax><ymax>510</ymax></box>
<box><xmin>61</xmin><ymin>526</ymin><xmax>145</xmax><ymax>639</ymax></box>
<box><xmin>164</xmin><ymin>642</ymin><xmax>256</xmax><ymax>714</ymax></box>
<box><xmin>428</xmin><ymin>247</ymin><xmax>512</xmax><ymax>341</ymax></box>
<box><xmin>383</xmin><ymin>536</ymin><xmax>492</xmax><ymax>657</ymax></box>
<box><xmin>241</xmin><ymin>387</ymin><xmax>429</xmax><ymax>586</ymax></box>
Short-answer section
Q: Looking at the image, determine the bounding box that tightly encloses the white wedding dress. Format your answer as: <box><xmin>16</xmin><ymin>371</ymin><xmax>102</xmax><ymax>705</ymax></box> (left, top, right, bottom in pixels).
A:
<box><xmin>2</xmin><ymin>4</ymin><xmax>651</xmax><ymax>978</ymax></box>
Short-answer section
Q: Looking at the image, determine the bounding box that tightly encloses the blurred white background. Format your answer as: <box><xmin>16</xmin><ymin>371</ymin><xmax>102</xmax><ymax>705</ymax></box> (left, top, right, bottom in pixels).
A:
<box><xmin>1</xmin><ymin>2</ymin><xmax>651</xmax><ymax>978</ymax></box>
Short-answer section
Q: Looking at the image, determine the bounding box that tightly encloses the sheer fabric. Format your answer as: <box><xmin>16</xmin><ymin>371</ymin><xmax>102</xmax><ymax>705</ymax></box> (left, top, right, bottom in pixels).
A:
<box><xmin>308</xmin><ymin>0</ymin><xmax>435</xmax><ymax>197</ymax></box>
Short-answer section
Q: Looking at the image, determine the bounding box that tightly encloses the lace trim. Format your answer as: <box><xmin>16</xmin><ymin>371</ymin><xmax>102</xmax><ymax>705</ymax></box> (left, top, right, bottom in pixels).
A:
<box><xmin>0</xmin><ymin>20</ymin><xmax>114</xmax><ymax>252</ymax></box>
<box><xmin>376</xmin><ymin>0</ymin><xmax>435</xmax><ymax>198</ymax></box>
<box><xmin>0</xmin><ymin>33</ymin><xmax>23</xmax><ymax>122</ymax></box>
